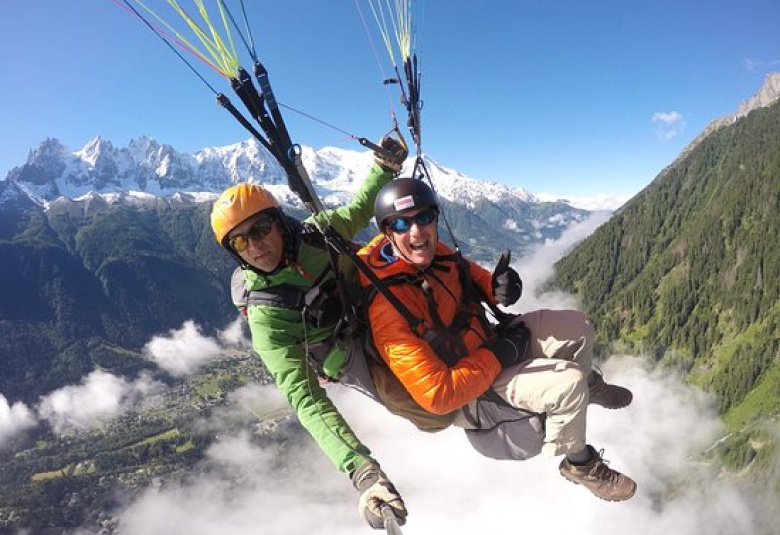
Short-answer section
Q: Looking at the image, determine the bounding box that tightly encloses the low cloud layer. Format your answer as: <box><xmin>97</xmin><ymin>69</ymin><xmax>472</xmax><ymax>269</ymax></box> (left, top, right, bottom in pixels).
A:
<box><xmin>0</xmin><ymin>316</ymin><xmax>250</xmax><ymax>445</ymax></box>
<box><xmin>143</xmin><ymin>320</ymin><xmax>224</xmax><ymax>376</ymax></box>
<box><xmin>104</xmin><ymin>357</ymin><xmax>771</xmax><ymax>535</ymax></box>
<box><xmin>508</xmin><ymin>210</ymin><xmax>612</xmax><ymax>312</ymax></box>
<box><xmin>38</xmin><ymin>371</ymin><xmax>164</xmax><ymax>434</ymax></box>
<box><xmin>0</xmin><ymin>394</ymin><xmax>37</xmax><ymax>447</ymax></box>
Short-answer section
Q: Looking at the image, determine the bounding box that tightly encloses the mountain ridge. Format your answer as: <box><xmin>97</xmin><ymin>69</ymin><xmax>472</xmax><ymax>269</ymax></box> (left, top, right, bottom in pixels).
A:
<box><xmin>678</xmin><ymin>72</ymin><xmax>780</xmax><ymax>161</ymax></box>
<box><xmin>552</xmin><ymin>96</ymin><xmax>780</xmax><ymax>426</ymax></box>
<box><xmin>3</xmin><ymin>136</ymin><xmax>540</xmax><ymax>211</ymax></box>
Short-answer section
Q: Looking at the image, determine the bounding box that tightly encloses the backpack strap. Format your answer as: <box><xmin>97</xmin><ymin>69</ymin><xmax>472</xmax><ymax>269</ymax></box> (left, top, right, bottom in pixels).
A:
<box><xmin>246</xmin><ymin>284</ymin><xmax>307</xmax><ymax>309</ymax></box>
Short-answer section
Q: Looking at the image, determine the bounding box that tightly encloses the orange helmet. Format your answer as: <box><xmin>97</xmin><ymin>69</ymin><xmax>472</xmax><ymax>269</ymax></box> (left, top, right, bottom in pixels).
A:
<box><xmin>210</xmin><ymin>183</ymin><xmax>280</xmax><ymax>245</ymax></box>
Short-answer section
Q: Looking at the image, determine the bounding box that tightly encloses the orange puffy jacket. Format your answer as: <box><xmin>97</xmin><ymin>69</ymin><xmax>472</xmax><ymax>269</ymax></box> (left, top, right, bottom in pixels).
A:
<box><xmin>358</xmin><ymin>234</ymin><xmax>502</xmax><ymax>415</ymax></box>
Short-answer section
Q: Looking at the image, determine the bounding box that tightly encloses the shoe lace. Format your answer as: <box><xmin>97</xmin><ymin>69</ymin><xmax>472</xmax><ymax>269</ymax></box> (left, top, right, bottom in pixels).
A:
<box><xmin>588</xmin><ymin>449</ymin><xmax>623</xmax><ymax>486</ymax></box>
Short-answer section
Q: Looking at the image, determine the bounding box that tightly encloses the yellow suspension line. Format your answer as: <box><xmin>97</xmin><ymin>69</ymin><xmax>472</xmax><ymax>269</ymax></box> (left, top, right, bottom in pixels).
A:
<box><xmin>192</xmin><ymin>0</ymin><xmax>240</xmax><ymax>76</ymax></box>
<box><xmin>164</xmin><ymin>0</ymin><xmax>239</xmax><ymax>78</ymax></box>
<box><xmin>132</xmin><ymin>0</ymin><xmax>228</xmax><ymax>76</ymax></box>
<box><xmin>367</xmin><ymin>0</ymin><xmax>398</xmax><ymax>66</ymax></box>
<box><xmin>394</xmin><ymin>0</ymin><xmax>411</xmax><ymax>62</ymax></box>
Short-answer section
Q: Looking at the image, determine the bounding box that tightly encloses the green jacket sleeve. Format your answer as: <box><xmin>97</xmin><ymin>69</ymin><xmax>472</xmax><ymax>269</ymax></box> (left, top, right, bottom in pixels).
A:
<box><xmin>247</xmin><ymin>304</ymin><xmax>371</xmax><ymax>475</ymax></box>
<box><xmin>311</xmin><ymin>163</ymin><xmax>393</xmax><ymax>240</ymax></box>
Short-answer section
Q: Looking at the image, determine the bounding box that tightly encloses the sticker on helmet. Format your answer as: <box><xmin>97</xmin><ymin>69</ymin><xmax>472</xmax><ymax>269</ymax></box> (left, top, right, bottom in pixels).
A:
<box><xmin>393</xmin><ymin>195</ymin><xmax>415</xmax><ymax>211</ymax></box>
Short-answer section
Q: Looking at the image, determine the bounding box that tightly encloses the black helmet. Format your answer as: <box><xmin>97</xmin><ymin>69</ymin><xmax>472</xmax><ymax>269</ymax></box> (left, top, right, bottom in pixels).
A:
<box><xmin>374</xmin><ymin>177</ymin><xmax>439</xmax><ymax>228</ymax></box>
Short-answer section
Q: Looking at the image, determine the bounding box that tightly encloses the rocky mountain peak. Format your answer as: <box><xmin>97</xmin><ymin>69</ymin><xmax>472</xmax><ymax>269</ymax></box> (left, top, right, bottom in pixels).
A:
<box><xmin>32</xmin><ymin>137</ymin><xmax>69</xmax><ymax>160</ymax></box>
<box><xmin>2</xmin><ymin>136</ymin><xmax>539</xmax><ymax>213</ymax></box>
<box><xmin>682</xmin><ymin>72</ymin><xmax>780</xmax><ymax>156</ymax></box>
<box><xmin>737</xmin><ymin>72</ymin><xmax>780</xmax><ymax>114</ymax></box>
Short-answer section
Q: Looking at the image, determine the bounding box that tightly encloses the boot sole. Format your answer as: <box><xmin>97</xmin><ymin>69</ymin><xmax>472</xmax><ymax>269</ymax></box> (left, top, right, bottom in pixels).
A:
<box><xmin>589</xmin><ymin>402</ymin><xmax>632</xmax><ymax>410</ymax></box>
<box><xmin>559</xmin><ymin>470</ymin><xmax>637</xmax><ymax>502</ymax></box>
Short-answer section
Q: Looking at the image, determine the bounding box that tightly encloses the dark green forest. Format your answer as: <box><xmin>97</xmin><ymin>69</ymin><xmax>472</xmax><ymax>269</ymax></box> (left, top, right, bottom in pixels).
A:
<box><xmin>0</xmin><ymin>196</ymin><xmax>236</xmax><ymax>403</ymax></box>
<box><xmin>554</xmin><ymin>101</ymin><xmax>780</xmax><ymax>450</ymax></box>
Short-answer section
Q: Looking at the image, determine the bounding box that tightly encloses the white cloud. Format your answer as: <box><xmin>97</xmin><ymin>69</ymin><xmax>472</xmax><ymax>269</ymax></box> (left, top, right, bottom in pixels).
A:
<box><xmin>652</xmin><ymin>111</ymin><xmax>683</xmax><ymax>124</ymax></box>
<box><xmin>546</xmin><ymin>213</ymin><xmax>567</xmax><ymax>225</ymax></box>
<box><xmin>225</xmin><ymin>383</ymin><xmax>289</xmax><ymax>418</ymax></box>
<box><xmin>218</xmin><ymin>317</ymin><xmax>252</xmax><ymax>348</ymax></box>
<box><xmin>143</xmin><ymin>320</ymin><xmax>225</xmax><ymax>376</ymax></box>
<box><xmin>32</xmin><ymin>317</ymin><xmax>250</xmax><ymax>437</ymax></box>
<box><xmin>534</xmin><ymin>193</ymin><xmax>632</xmax><ymax>211</ymax></box>
<box><xmin>199</xmin><ymin>383</ymin><xmax>293</xmax><ymax>434</ymax></box>
<box><xmin>38</xmin><ymin>371</ymin><xmax>163</xmax><ymax>434</ymax></box>
<box><xmin>504</xmin><ymin>218</ymin><xmax>518</xmax><ymax>230</ymax></box>
<box><xmin>652</xmin><ymin>111</ymin><xmax>686</xmax><ymax>141</ymax></box>
<box><xmin>499</xmin><ymin>211</ymin><xmax>612</xmax><ymax>312</ymax></box>
<box><xmin>143</xmin><ymin>319</ymin><xmax>251</xmax><ymax>377</ymax></box>
<box><xmin>0</xmin><ymin>394</ymin><xmax>37</xmax><ymax>447</ymax></box>
<box><xmin>117</xmin><ymin>428</ymin><xmax>356</xmax><ymax>535</ymax></box>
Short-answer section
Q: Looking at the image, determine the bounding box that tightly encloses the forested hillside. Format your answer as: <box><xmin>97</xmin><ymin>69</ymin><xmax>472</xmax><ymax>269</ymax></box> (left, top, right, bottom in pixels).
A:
<box><xmin>554</xmin><ymin>100</ymin><xmax>780</xmax><ymax>429</ymax></box>
<box><xmin>0</xmin><ymin>196</ymin><xmax>237</xmax><ymax>403</ymax></box>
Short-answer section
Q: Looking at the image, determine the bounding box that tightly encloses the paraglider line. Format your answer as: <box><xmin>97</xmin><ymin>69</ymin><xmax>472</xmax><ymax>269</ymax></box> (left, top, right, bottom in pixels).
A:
<box><xmin>278</xmin><ymin>102</ymin><xmax>358</xmax><ymax>140</ymax></box>
<box><xmin>354</xmin><ymin>0</ymin><xmax>398</xmax><ymax>114</ymax></box>
<box><xmin>115</xmin><ymin>0</ymin><xmax>222</xmax><ymax>92</ymax></box>
<box><xmin>218</xmin><ymin>0</ymin><xmax>258</xmax><ymax>63</ymax></box>
<box><xmin>239</xmin><ymin>0</ymin><xmax>259</xmax><ymax>61</ymax></box>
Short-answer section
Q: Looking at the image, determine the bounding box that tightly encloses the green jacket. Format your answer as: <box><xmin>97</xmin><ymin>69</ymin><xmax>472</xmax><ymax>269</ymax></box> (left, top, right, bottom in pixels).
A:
<box><xmin>241</xmin><ymin>164</ymin><xmax>392</xmax><ymax>476</ymax></box>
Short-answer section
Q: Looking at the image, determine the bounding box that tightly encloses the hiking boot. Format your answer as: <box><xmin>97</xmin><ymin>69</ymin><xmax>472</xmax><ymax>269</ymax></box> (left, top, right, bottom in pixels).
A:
<box><xmin>559</xmin><ymin>446</ymin><xmax>637</xmax><ymax>501</ymax></box>
<box><xmin>589</xmin><ymin>369</ymin><xmax>633</xmax><ymax>409</ymax></box>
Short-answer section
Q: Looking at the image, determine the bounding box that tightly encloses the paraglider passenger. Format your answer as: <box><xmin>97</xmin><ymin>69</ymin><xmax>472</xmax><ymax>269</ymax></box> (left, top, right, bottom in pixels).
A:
<box><xmin>356</xmin><ymin>177</ymin><xmax>637</xmax><ymax>502</ymax></box>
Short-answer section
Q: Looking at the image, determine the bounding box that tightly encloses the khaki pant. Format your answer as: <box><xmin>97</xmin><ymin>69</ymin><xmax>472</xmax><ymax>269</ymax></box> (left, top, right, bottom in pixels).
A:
<box><xmin>491</xmin><ymin>309</ymin><xmax>594</xmax><ymax>457</ymax></box>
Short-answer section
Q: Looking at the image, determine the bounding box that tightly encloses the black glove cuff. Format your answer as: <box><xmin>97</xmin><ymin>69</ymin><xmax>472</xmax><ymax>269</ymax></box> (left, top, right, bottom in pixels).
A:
<box><xmin>483</xmin><ymin>327</ymin><xmax>530</xmax><ymax>368</ymax></box>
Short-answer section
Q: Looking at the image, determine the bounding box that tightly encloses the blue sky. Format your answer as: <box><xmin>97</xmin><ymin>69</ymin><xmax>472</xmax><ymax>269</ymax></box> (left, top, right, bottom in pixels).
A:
<box><xmin>1</xmin><ymin>0</ymin><xmax>778</xmax><ymax>201</ymax></box>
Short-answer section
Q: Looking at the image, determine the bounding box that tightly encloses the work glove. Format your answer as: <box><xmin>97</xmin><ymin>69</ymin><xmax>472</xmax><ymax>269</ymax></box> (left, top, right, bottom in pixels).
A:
<box><xmin>492</xmin><ymin>250</ymin><xmax>523</xmax><ymax>306</ymax></box>
<box><xmin>374</xmin><ymin>135</ymin><xmax>408</xmax><ymax>174</ymax></box>
<box><xmin>352</xmin><ymin>459</ymin><xmax>408</xmax><ymax>529</ymax></box>
<box><xmin>482</xmin><ymin>327</ymin><xmax>530</xmax><ymax>368</ymax></box>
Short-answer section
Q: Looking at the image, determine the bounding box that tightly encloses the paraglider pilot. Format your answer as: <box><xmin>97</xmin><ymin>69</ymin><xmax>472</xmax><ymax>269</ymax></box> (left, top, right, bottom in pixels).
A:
<box><xmin>211</xmin><ymin>138</ymin><xmax>409</xmax><ymax>529</ymax></box>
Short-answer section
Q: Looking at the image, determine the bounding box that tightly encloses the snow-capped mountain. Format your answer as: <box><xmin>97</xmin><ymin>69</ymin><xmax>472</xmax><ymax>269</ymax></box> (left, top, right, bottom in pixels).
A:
<box><xmin>3</xmin><ymin>136</ymin><xmax>539</xmax><ymax>211</ymax></box>
<box><xmin>1</xmin><ymin>136</ymin><xmax>589</xmax><ymax>263</ymax></box>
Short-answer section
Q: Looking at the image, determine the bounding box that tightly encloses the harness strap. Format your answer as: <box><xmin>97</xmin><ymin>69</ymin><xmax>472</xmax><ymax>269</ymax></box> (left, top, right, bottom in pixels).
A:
<box><xmin>359</xmin><ymin>270</ymin><xmax>427</xmax><ymax>336</ymax></box>
<box><xmin>246</xmin><ymin>284</ymin><xmax>306</xmax><ymax>309</ymax></box>
<box><xmin>421</xmin><ymin>280</ymin><xmax>445</xmax><ymax>331</ymax></box>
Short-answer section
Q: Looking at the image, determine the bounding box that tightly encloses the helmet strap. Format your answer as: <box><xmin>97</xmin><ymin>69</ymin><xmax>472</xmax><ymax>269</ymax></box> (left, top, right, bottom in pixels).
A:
<box><xmin>278</xmin><ymin>211</ymin><xmax>299</xmax><ymax>269</ymax></box>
